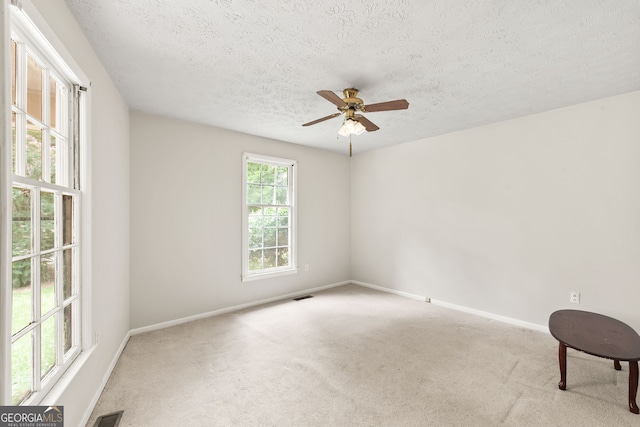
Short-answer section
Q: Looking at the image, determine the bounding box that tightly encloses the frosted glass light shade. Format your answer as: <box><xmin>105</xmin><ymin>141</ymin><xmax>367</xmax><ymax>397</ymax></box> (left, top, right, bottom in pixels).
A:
<box><xmin>338</xmin><ymin>118</ymin><xmax>366</xmax><ymax>137</ymax></box>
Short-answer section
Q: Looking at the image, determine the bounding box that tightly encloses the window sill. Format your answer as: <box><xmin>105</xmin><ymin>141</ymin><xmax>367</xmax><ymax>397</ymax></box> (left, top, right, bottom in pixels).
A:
<box><xmin>242</xmin><ymin>267</ymin><xmax>298</xmax><ymax>282</ymax></box>
<box><xmin>38</xmin><ymin>345</ymin><xmax>96</xmax><ymax>406</ymax></box>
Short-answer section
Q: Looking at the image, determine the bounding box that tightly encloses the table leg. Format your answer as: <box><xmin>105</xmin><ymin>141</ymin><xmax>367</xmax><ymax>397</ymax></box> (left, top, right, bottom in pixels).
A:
<box><xmin>630</xmin><ymin>360</ymin><xmax>639</xmax><ymax>414</ymax></box>
<box><xmin>614</xmin><ymin>360</ymin><xmax>621</xmax><ymax>371</ymax></box>
<box><xmin>558</xmin><ymin>342</ymin><xmax>567</xmax><ymax>390</ymax></box>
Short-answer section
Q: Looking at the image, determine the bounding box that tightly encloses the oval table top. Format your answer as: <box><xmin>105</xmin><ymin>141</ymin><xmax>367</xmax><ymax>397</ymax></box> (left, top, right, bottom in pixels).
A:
<box><xmin>549</xmin><ymin>309</ymin><xmax>640</xmax><ymax>362</ymax></box>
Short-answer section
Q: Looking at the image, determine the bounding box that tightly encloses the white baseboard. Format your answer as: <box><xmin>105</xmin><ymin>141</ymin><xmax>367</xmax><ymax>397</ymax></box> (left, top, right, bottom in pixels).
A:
<box><xmin>351</xmin><ymin>281</ymin><xmax>428</xmax><ymax>302</ymax></box>
<box><xmin>430</xmin><ymin>298</ymin><xmax>549</xmax><ymax>333</ymax></box>
<box><xmin>130</xmin><ymin>280</ymin><xmax>351</xmax><ymax>336</ymax></box>
<box><xmin>79</xmin><ymin>332</ymin><xmax>132</xmax><ymax>426</ymax></box>
<box><xmin>351</xmin><ymin>281</ymin><xmax>548</xmax><ymax>333</ymax></box>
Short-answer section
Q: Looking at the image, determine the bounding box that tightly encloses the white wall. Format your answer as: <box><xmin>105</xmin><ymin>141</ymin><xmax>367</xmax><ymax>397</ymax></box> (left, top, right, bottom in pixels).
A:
<box><xmin>25</xmin><ymin>1</ymin><xmax>131</xmax><ymax>425</ymax></box>
<box><xmin>351</xmin><ymin>91</ymin><xmax>640</xmax><ymax>331</ymax></box>
<box><xmin>129</xmin><ymin>112</ymin><xmax>351</xmax><ymax>328</ymax></box>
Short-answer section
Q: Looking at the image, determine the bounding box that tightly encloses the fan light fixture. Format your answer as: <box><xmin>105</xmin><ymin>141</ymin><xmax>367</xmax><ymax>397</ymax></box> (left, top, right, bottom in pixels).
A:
<box><xmin>337</xmin><ymin>118</ymin><xmax>366</xmax><ymax>137</ymax></box>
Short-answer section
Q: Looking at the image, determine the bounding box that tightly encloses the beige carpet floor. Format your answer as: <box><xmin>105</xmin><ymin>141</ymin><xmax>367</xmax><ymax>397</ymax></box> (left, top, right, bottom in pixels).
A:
<box><xmin>87</xmin><ymin>285</ymin><xmax>638</xmax><ymax>426</ymax></box>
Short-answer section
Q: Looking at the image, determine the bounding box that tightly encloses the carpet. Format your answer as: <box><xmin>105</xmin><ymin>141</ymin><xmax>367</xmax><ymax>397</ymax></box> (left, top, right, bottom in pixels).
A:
<box><xmin>86</xmin><ymin>284</ymin><xmax>638</xmax><ymax>426</ymax></box>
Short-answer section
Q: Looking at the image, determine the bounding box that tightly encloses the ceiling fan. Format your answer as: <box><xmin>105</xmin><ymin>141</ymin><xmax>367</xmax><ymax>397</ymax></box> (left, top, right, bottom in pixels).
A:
<box><xmin>302</xmin><ymin>88</ymin><xmax>409</xmax><ymax>136</ymax></box>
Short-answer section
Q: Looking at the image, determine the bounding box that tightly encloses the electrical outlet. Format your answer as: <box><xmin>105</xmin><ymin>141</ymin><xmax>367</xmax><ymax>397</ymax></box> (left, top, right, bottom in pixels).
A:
<box><xmin>569</xmin><ymin>292</ymin><xmax>580</xmax><ymax>304</ymax></box>
<box><xmin>95</xmin><ymin>331</ymin><xmax>100</xmax><ymax>345</ymax></box>
<box><xmin>304</xmin><ymin>264</ymin><xmax>309</xmax><ymax>272</ymax></box>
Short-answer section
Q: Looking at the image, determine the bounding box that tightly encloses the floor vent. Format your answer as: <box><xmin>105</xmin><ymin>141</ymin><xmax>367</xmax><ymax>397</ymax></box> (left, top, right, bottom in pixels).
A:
<box><xmin>94</xmin><ymin>411</ymin><xmax>124</xmax><ymax>427</ymax></box>
<box><xmin>293</xmin><ymin>295</ymin><xmax>313</xmax><ymax>301</ymax></box>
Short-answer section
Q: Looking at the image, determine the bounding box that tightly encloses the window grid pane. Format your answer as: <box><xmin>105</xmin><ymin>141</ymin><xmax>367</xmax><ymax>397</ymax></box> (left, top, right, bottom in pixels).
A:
<box><xmin>247</xmin><ymin>162</ymin><xmax>261</xmax><ymax>184</ymax></box>
<box><xmin>50</xmin><ymin>134</ymin><xmax>57</xmax><ymax>184</ymax></box>
<box><xmin>261</xmin><ymin>185</ymin><xmax>274</xmax><ymax>205</ymax></box>
<box><xmin>12</xmin><ymin>258</ymin><xmax>33</xmax><ymax>335</ymax></box>
<box><xmin>26</xmin><ymin>120</ymin><xmax>43</xmax><ymax>180</ymax></box>
<box><xmin>40</xmin><ymin>191</ymin><xmax>55</xmax><ymax>251</ymax></box>
<box><xmin>277</xmin><ymin>247</ymin><xmax>289</xmax><ymax>267</ymax></box>
<box><xmin>12</xmin><ymin>331</ymin><xmax>34</xmax><ymax>405</ymax></box>
<box><xmin>12</xmin><ymin>186</ymin><xmax>32</xmax><ymax>257</ymax></box>
<box><xmin>62</xmin><ymin>248</ymin><xmax>73</xmax><ymax>300</ymax></box>
<box><xmin>63</xmin><ymin>303</ymin><xmax>73</xmax><ymax>354</ymax></box>
<box><xmin>27</xmin><ymin>55</ymin><xmax>43</xmax><ymax>122</ymax></box>
<box><xmin>248</xmin><ymin>249</ymin><xmax>262</xmax><ymax>272</ymax></box>
<box><xmin>12</xmin><ymin>111</ymin><xmax>17</xmax><ymax>174</ymax></box>
<box><xmin>263</xmin><ymin>248</ymin><xmax>276</xmax><ymax>269</ymax></box>
<box><xmin>49</xmin><ymin>77</ymin><xmax>57</xmax><ymax>130</ymax></box>
<box><xmin>261</xmin><ymin>164</ymin><xmax>275</xmax><ymax>185</ymax></box>
<box><xmin>40</xmin><ymin>252</ymin><xmax>56</xmax><ymax>315</ymax></box>
<box><xmin>62</xmin><ymin>194</ymin><xmax>73</xmax><ymax>245</ymax></box>
<box><xmin>11</xmin><ymin>39</ymin><xmax>17</xmax><ymax>105</ymax></box>
<box><xmin>41</xmin><ymin>315</ymin><xmax>56</xmax><ymax>378</ymax></box>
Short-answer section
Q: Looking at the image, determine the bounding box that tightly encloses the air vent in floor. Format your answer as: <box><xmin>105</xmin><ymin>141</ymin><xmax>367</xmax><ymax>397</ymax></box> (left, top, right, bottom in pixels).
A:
<box><xmin>293</xmin><ymin>295</ymin><xmax>314</xmax><ymax>301</ymax></box>
<box><xmin>94</xmin><ymin>410</ymin><xmax>123</xmax><ymax>427</ymax></box>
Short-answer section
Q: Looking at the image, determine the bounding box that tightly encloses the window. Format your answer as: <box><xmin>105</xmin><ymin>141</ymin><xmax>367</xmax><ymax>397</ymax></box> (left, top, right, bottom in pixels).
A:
<box><xmin>242</xmin><ymin>153</ymin><xmax>297</xmax><ymax>281</ymax></box>
<box><xmin>4</xmin><ymin>5</ymin><xmax>87</xmax><ymax>405</ymax></box>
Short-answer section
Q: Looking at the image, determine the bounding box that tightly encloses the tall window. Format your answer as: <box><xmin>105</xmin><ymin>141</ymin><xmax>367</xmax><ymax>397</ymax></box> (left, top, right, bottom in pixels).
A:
<box><xmin>5</xmin><ymin>6</ymin><xmax>85</xmax><ymax>405</ymax></box>
<box><xmin>242</xmin><ymin>153</ymin><xmax>297</xmax><ymax>281</ymax></box>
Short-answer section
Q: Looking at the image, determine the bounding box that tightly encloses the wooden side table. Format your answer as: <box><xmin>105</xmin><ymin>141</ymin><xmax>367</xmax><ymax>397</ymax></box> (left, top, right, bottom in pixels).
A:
<box><xmin>549</xmin><ymin>309</ymin><xmax>640</xmax><ymax>414</ymax></box>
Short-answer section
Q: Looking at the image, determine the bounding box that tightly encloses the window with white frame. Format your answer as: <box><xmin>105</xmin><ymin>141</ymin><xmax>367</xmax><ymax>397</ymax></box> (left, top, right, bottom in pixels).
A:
<box><xmin>242</xmin><ymin>153</ymin><xmax>297</xmax><ymax>281</ymax></box>
<box><xmin>5</xmin><ymin>6</ymin><xmax>86</xmax><ymax>405</ymax></box>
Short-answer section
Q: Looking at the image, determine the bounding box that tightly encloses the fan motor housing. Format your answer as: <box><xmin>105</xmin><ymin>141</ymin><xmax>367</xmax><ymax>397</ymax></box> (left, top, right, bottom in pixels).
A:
<box><xmin>342</xmin><ymin>88</ymin><xmax>364</xmax><ymax>110</ymax></box>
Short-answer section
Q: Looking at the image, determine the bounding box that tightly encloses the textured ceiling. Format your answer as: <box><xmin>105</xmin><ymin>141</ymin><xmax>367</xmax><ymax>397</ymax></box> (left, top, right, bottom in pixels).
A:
<box><xmin>63</xmin><ymin>0</ymin><xmax>640</xmax><ymax>155</ymax></box>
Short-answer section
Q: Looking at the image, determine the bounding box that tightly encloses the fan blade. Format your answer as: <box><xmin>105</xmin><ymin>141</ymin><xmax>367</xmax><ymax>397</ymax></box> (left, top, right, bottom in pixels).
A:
<box><xmin>363</xmin><ymin>99</ymin><xmax>409</xmax><ymax>112</ymax></box>
<box><xmin>353</xmin><ymin>115</ymin><xmax>379</xmax><ymax>132</ymax></box>
<box><xmin>317</xmin><ymin>90</ymin><xmax>347</xmax><ymax>108</ymax></box>
<box><xmin>302</xmin><ymin>112</ymin><xmax>342</xmax><ymax>127</ymax></box>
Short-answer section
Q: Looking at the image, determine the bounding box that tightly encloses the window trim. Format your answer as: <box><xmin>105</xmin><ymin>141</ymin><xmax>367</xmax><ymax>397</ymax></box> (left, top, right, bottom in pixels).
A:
<box><xmin>241</xmin><ymin>152</ymin><xmax>298</xmax><ymax>282</ymax></box>
<box><xmin>1</xmin><ymin>0</ymin><xmax>92</xmax><ymax>406</ymax></box>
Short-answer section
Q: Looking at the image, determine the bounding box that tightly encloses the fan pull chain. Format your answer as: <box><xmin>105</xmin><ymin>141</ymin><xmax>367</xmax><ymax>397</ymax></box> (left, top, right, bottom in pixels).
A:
<box><xmin>349</xmin><ymin>135</ymin><xmax>352</xmax><ymax>157</ymax></box>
